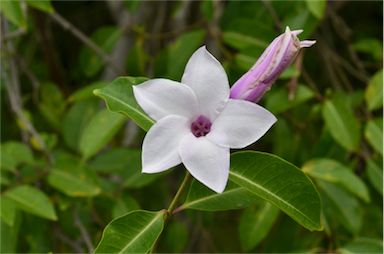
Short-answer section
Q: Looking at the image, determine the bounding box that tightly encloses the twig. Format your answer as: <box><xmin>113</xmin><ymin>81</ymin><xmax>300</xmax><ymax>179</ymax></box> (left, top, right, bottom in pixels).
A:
<box><xmin>262</xmin><ymin>0</ymin><xmax>282</xmax><ymax>31</ymax></box>
<box><xmin>73</xmin><ymin>207</ymin><xmax>94</xmax><ymax>253</ymax></box>
<box><xmin>2</xmin><ymin>20</ymin><xmax>53</xmax><ymax>164</ymax></box>
<box><xmin>54</xmin><ymin>227</ymin><xmax>84</xmax><ymax>253</ymax></box>
<box><xmin>49</xmin><ymin>11</ymin><xmax>125</xmax><ymax>76</ymax></box>
<box><xmin>288</xmin><ymin>52</ymin><xmax>303</xmax><ymax>100</ymax></box>
<box><xmin>1</xmin><ymin>28</ymin><xmax>27</xmax><ymax>41</ymax></box>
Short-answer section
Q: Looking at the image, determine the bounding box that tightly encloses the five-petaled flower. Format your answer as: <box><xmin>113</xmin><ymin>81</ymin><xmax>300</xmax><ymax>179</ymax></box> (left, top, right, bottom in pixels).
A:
<box><xmin>230</xmin><ymin>27</ymin><xmax>316</xmax><ymax>103</ymax></box>
<box><xmin>133</xmin><ymin>46</ymin><xmax>276</xmax><ymax>193</ymax></box>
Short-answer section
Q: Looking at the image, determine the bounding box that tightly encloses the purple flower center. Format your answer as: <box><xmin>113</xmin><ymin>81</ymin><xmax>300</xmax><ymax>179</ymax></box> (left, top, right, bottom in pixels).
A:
<box><xmin>191</xmin><ymin>115</ymin><xmax>212</xmax><ymax>137</ymax></box>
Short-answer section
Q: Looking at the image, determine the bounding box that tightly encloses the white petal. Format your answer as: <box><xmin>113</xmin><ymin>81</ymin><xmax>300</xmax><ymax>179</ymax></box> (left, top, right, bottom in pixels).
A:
<box><xmin>179</xmin><ymin>133</ymin><xmax>229</xmax><ymax>193</ymax></box>
<box><xmin>142</xmin><ymin>115</ymin><xmax>189</xmax><ymax>173</ymax></box>
<box><xmin>207</xmin><ymin>99</ymin><xmax>277</xmax><ymax>149</ymax></box>
<box><xmin>133</xmin><ymin>79</ymin><xmax>199</xmax><ymax>121</ymax></box>
<box><xmin>181</xmin><ymin>46</ymin><xmax>229</xmax><ymax>120</ymax></box>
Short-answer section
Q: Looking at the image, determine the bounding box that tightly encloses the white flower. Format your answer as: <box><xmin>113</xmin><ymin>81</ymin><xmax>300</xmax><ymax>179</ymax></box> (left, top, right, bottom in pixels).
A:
<box><xmin>133</xmin><ymin>46</ymin><xmax>277</xmax><ymax>193</ymax></box>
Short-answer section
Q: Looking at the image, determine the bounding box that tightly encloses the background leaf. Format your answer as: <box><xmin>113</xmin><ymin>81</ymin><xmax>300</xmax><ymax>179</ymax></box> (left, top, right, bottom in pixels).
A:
<box><xmin>364</xmin><ymin>118</ymin><xmax>383</xmax><ymax>155</ymax></box>
<box><xmin>4</xmin><ymin>185</ymin><xmax>57</xmax><ymax>221</ymax></box>
<box><xmin>302</xmin><ymin>159</ymin><xmax>370</xmax><ymax>202</ymax></box>
<box><xmin>322</xmin><ymin>96</ymin><xmax>361</xmax><ymax>151</ymax></box>
<box><xmin>238</xmin><ymin>202</ymin><xmax>280</xmax><ymax>251</ymax></box>
<box><xmin>79</xmin><ymin>109</ymin><xmax>125</xmax><ymax>160</ymax></box>
<box><xmin>365</xmin><ymin>70</ymin><xmax>383</xmax><ymax>111</ymax></box>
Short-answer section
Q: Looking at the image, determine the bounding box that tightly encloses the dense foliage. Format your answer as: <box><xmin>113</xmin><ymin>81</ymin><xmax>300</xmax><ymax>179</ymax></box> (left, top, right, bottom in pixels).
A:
<box><xmin>1</xmin><ymin>1</ymin><xmax>382</xmax><ymax>253</ymax></box>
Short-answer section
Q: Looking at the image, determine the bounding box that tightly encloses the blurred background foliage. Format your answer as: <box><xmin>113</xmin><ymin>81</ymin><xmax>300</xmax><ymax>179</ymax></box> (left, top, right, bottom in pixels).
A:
<box><xmin>0</xmin><ymin>0</ymin><xmax>382</xmax><ymax>253</ymax></box>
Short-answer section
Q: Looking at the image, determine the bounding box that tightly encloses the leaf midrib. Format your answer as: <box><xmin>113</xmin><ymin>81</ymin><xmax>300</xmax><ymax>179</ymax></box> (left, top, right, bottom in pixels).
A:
<box><xmin>118</xmin><ymin>211</ymin><xmax>164</xmax><ymax>253</ymax></box>
<box><xmin>229</xmin><ymin>171</ymin><xmax>318</xmax><ymax>229</ymax></box>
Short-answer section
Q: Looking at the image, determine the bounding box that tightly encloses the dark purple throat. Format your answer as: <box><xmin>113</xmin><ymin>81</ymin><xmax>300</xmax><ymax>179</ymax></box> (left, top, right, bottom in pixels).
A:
<box><xmin>191</xmin><ymin>115</ymin><xmax>212</xmax><ymax>137</ymax></box>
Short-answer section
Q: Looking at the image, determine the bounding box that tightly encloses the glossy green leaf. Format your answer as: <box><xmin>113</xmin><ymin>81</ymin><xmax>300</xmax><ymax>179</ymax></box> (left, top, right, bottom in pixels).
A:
<box><xmin>266</xmin><ymin>84</ymin><xmax>314</xmax><ymax>114</ymax></box>
<box><xmin>0</xmin><ymin>197</ymin><xmax>16</xmax><ymax>227</ymax></box>
<box><xmin>79</xmin><ymin>109</ymin><xmax>125</xmax><ymax>160</ymax></box>
<box><xmin>25</xmin><ymin>0</ymin><xmax>54</xmax><ymax>13</ymax></box>
<box><xmin>366</xmin><ymin>160</ymin><xmax>383</xmax><ymax>195</ymax></box>
<box><xmin>180</xmin><ymin>180</ymin><xmax>258</xmax><ymax>212</ymax></box>
<box><xmin>62</xmin><ymin>99</ymin><xmax>99</xmax><ymax>151</ymax></box>
<box><xmin>365</xmin><ymin>70</ymin><xmax>383</xmax><ymax>111</ymax></box>
<box><xmin>165</xmin><ymin>30</ymin><xmax>205</xmax><ymax>80</ymax></box>
<box><xmin>0</xmin><ymin>141</ymin><xmax>33</xmax><ymax>172</ymax></box>
<box><xmin>94</xmin><ymin>210</ymin><xmax>165</xmax><ymax>253</ymax></box>
<box><xmin>302</xmin><ymin>159</ymin><xmax>370</xmax><ymax>202</ymax></box>
<box><xmin>364</xmin><ymin>118</ymin><xmax>383</xmax><ymax>155</ymax></box>
<box><xmin>79</xmin><ymin>26</ymin><xmax>122</xmax><ymax>77</ymax></box>
<box><xmin>338</xmin><ymin>238</ymin><xmax>383</xmax><ymax>254</ymax></box>
<box><xmin>305</xmin><ymin>0</ymin><xmax>326</xmax><ymax>19</ymax></box>
<box><xmin>318</xmin><ymin>181</ymin><xmax>362</xmax><ymax>235</ymax></box>
<box><xmin>4</xmin><ymin>185</ymin><xmax>57</xmax><ymax>221</ymax></box>
<box><xmin>93</xmin><ymin>77</ymin><xmax>154</xmax><ymax>131</ymax></box>
<box><xmin>239</xmin><ymin>202</ymin><xmax>280</xmax><ymax>251</ymax></box>
<box><xmin>0</xmin><ymin>1</ymin><xmax>27</xmax><ymax>28</ymax></box>
<box><xmin>229</xmin><ymin>151</ymin><xmax>322</xmax><ymax>231</ymax></box>
<box><xmin>322</xmin><ymin>97</ymin><xmax>361</xmax><ymax>151</ymax></box>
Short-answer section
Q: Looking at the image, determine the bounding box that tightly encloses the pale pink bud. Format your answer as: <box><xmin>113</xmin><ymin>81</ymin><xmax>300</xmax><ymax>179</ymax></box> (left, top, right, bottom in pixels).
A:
<box><xmin>230</xmin><ymin>27</ymin><xmax>316</xmax><ymax>103</ymax></box>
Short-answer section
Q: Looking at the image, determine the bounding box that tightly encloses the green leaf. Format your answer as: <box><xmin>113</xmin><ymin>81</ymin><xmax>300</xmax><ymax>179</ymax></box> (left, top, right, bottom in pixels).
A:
<box><xmin>353</xmin><ymin>39</ymin><xmax>382</xmax><ymax>61</ymax></box>
<box><xmin>305</xmin><ymin>0</ymin><xmax>326</xmax><ymax>19</ymax></box>
<box><xmin>25</xmin><ymin>0</ymin><xmax>54</xmax><ymax>13</ymax></box>
<box><xmin>166</xmin><ymin>30</ymin><xmax>205</xmax><ymax>80</ymax></box>
<box><xmin>222</xmin><ymin>32</ymin><xmax>267</xmax><ymax>50</ymax></box>
<box><xmin>79</xmin><ymin>26</ymin><xmax>122</xmax><ymax>77</ymax></box>
<box><xmin>319</xmin><ymin>181</ymin><xmax>362</xmax><ymax>235</ymax></box>
<box><xmin>68</xmin><ymin>81</ymin><xmax>108</xmax><ymax>102</ymax></box>
<box><xmin>38</xmin><ymin>82</ymin><xmax>66</xmax><ymax>129</ymax></box>
<box><xmin>322</xmin><ymin>97</ymin><xmax>361</xmax><ymax>151</ymax></box>
<box><xmin>229</xmin><ymin>151</ymin><xmax>322</xmax><ymax>231</ymax></box>
<box><xmin>338</xmin><ymin>238</ymin><xmax>383</xmax><ymax>254</ymax></box>
<box><xmin>4</xmin><ymin>185</ymin><xmax>57</xmax><ymax>221</ymax></box>
<box><xmin>88</xmin><ymin>148</ymin><xmax>160</xmax><ymax>188</ymax></box>
<box><xmin>62</xmin><ymin>99</ymin><xmax>99</xmax><ymax>151</ymax></box>
<box><xmin>1</xmin><ymin>218</ymin><xmax>20</xmax><ymax>253</ymax></box>
<box><xmin>180</xmin><ymin>180</ymin><xmax>258</xmax><ymax>211</ymax></box>
<box><xmin>79</xmin><ymin>109</ymin><xmax>125</xmax><ymax>160</ymax></box>
<box><xmin>366</xmin><ymin>160</ymin><xmax>383</xmax><ymax>195</ymax></box>
<box><xmin>364</xmin><ymin>118</ymin><xmax>383</xmax><ymax>155</ymax></box>
<box><xmin>93</xmin><ymin>77</ymin><xmax>154</xmax><ymax>131</ymax></box>
<box><xmin>239</xmin><ymin>202</ymin><xmax>280</xmax><ymax>251</ymax></box>
<box><xmin>0</xmin><ymin>1</ymin><xmax>27</xmax><ymax>28</ymax></box>
<box><xmin>112</xmin><ymin>195</ymin><xmax>140</xmax><ymax>219</ymax></box>
<box><xmin>94</xmin><ymin>210</ymin><xmax>165</xmax><ymax>254</ymax></box>
<box><xmin>0</xmin><ymin>197</ymin><xmax>16</xmax><ymax>227</ymax></box>
<box><xmin>163</xmin><ymin>221</ymin><xmax>188</xmax><ymax>253</ymax></box>
<box><xmin>0</xmin><ymin>141</ymin><xmax>33</xmax><ymax>172</ymax></box>
<box><xmin>365</xmin><ymin>70</ymin><xmax>383</xmax><ymax>111</ymax></box>
<box><xmin>302</xmin><ymin>159</ymin><xmax>370</xmax><ymax>202</ymax></box>
<box><xmin>47</xmin><ymin>166</ymin><xmax>101</xmax><ymax>197</ymax></box>
<box><xmin>265</xmin><ymin>84</ymin><xmax>314</xmax><ymax>114</ymax></box>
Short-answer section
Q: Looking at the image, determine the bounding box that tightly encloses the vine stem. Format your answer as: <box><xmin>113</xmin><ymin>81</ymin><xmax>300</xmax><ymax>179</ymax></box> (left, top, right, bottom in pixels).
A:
<box><xmin>151</xmin><ymin>171</ymin><xmax>192</xmax><ymax>253</ymax></box>
<box><xmin>167</xmin><ymin>171</ymin><xmax>192</xmax><ymax>213</ymax></box>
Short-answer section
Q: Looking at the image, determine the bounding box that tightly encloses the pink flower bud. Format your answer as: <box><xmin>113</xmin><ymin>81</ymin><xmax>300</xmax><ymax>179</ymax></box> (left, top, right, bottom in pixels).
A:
<box><xmin>230</xmin><ymin>27</ymin><xmax>316</xmax><ymax>103</ymax></box>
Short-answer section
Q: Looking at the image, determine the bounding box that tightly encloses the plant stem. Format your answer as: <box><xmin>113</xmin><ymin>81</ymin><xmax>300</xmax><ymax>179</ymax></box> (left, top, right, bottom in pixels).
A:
<box><xmin>151</xmin><ymin>171</ymin><xmax>191</xmax><ymax>253</ymax></box>
<box><xmin>167</xmin><ymin>171</ymin><xmax>191</xmax><ymax>213</ymax></box>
